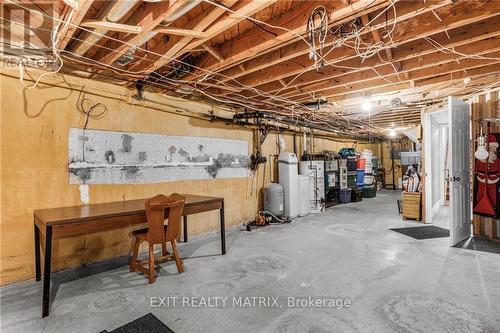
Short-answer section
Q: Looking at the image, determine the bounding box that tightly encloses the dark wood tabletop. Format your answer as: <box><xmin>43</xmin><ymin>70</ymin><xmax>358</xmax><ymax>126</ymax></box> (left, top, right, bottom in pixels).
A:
<box><xmin>34</xmin><ymin>194</ymin><xmax>223</xmax><ymax>226</ymax></box>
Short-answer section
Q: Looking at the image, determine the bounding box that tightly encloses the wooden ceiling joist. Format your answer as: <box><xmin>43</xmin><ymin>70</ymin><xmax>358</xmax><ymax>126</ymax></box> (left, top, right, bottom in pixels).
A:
<box><xmin>57</xmin><ymin>0</ymin><xmax>94</xmax><ymax>50</ymax></box>
<box><xmin>235</xmin><ymin>2</ymin><xmax>500</xmax><ymax>94</ymax></box>
<box><xmin>80</xmin><ymin>20</ymin><xmax>142</xmax><ymax>34</ymax></box>
<box><xmin>7</xmin><ymin>0</ymin><xmax>500</xmax><ymax>130</ymax></box>
<box><xmin>293</xmin><ymin>58</ymin><xmax>500</xmax><ymax>102</ymax></box>
<box><xmin>95</xmin><ymin>0</ymin><xmax>201</xmax><ymax>65</ymax></box>
<box><xmin>213</xmin><ymin>0</ymin><xmax>453</xmax><ymax>84</ymax></box>
<box><xmin>70</xmin><ymin>0</ymin><xmax>140</xmax><ymax>56</ymax></box>
<box><xmin>153</xmin><ymin>27</ymin><xmax>208</xmax><ymax>39</ymax></box>
<box><xmin>282</xmin><ymin>39</ymin><xmax>500</xmax><ymax>100</ymax></box>
<box><xmin>137</xmin><ymin>0</ymin><xmax>277</xmax><ymax>74</ymax></box>
<box><xmin>185</xmin><ymin>0</ymin><xmax>385</xmax><ymax>81</ymax></box>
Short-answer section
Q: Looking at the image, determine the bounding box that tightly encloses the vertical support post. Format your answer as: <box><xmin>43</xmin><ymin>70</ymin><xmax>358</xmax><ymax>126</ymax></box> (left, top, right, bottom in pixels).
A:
<box><xmin>183</xmin><ymin>215</ymin><xmax>188</xmax><ymax>243</ymax></box>
<box><xmin>220</xmin><ymin>200</ymin><xmax>226</xmax><ymax>255</ymax></box>
<box><xmin>42</xmin><ymin>225</ymin><xmax>52</xmax><ymax>318</ymax></box>
<box><xmin>391</xmin><ymin>139</ymin><xmax>396</xmax><ymax>190</ymax></box>
<box><xmin>34</xmin><ymin>221</ymin><xmax>41</xmax><ymax>281</ymax></box>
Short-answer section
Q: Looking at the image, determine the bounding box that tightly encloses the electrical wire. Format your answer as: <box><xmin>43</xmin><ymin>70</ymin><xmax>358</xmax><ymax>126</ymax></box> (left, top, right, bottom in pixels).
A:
<box><xmin>1</xmin><ymin>0</ymin><xmax>438</xmax><ymax>135</ymax></box>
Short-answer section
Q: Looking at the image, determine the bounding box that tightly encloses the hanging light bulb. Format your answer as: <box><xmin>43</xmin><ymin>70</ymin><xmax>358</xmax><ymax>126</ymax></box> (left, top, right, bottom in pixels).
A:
<box><xmin>475</xmin><ymin>126</ymin><xmax>489</xmax><ymax>160</ymax></box>
<box><xmin>361</xmin><ymin>100</ymin><xmax>372</xmax><ymax>112</ymax></box>
<box><xmin>388</xmin><ymin>128</ymin><xmax>396</xmax><ymax>138</ymax></box>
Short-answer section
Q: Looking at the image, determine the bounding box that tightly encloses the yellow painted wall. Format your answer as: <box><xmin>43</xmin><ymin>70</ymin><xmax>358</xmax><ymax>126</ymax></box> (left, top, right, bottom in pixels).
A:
<box><xmin>0</xmin><ymin>71</ymin><xmax>379</xmax><ymax>285</ymax></box>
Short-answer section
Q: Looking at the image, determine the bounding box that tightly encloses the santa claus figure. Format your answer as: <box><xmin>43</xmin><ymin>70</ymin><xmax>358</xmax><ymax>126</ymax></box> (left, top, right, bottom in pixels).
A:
<box><xmin>474</xmin><ymin>134</ymin><xmax>500</xmax><ymax>217</ymax></box>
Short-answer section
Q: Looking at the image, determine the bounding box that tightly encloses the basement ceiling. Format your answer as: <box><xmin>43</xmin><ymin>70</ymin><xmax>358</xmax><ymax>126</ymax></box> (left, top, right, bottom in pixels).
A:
<box><xmin>2</xmin><ymin>0</ymin><xmax>500</xmax><ymax>136</ymax></box>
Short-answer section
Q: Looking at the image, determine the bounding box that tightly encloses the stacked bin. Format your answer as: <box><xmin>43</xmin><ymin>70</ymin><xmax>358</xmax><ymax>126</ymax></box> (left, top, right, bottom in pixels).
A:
<box><xmin>356</xmin><ymin>156</ymin><xmax>365</xmax><ymax>189</ymax></box>
<box><xmin>339</xmin><ymin>188</ymin><xmax>352</xmax><ymax>203</ymax></box>
<box><xmin>346</xmin><ymin>156</ymin><xmax>357</xmax><ymax>189</ymax></box>
<box><xmin>362</xmin><ymin>149</ymin><xmax>376</xmax><ymax>198</ymax></box>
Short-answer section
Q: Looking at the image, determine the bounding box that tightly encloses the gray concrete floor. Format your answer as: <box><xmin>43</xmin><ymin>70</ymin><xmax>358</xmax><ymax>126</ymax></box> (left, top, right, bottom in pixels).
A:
<box><xmin>1</xmin><ymin>190</ymin><xmax>499</xmax><ymax>333</ymax></box>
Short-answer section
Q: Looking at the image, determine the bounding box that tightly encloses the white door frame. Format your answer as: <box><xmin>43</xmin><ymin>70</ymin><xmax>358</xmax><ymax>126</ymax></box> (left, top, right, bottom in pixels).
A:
<box><xmin>423</xmin><ymin>108</ymin><xmax>447</xmax><ymax>225</ymax></box>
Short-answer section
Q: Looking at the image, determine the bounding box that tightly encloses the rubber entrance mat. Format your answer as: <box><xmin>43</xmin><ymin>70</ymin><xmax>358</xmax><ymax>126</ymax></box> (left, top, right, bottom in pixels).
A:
<box><xmin>101</xmin><ymin>313</ymin><xmax>174</xmax><ymax>333</ymax></box>
<box><xmin>390</xmin><ymin>225</ymin><xmax>450</xmax><ymax>239</ymax></box>
<box><xmin>454</xmin><ymin>237</ymin><xmax>500</xmax><ymax>254</ymax></box>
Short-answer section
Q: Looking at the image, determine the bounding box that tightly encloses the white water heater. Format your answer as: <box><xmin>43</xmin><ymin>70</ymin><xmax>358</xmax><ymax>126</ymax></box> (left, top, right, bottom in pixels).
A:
<box><xmin>278</xmin><ymin>152</ymin><xmax>299</xmax><ymax>218</ymax></box>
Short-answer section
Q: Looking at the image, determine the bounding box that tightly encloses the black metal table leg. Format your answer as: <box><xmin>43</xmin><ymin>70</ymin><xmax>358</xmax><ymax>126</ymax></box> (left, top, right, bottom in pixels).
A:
<box><xmin>42</xmin><ymin>225</ymin><xmax>52</xmax><ymax>318</ymax></box>
<box><xmin>220</xmin><ymin>200</ymin><xmax>226</xmax><ymax>255</ymax></box>
<box><xmin>34</xmin><ymin>222</ymin><xmax>41</xmax><ymax>281</ymax></box>
<box><xmin>183</xmin><ymin>215</ymin><xmax>188</xmax><ymax>243</ymax></box>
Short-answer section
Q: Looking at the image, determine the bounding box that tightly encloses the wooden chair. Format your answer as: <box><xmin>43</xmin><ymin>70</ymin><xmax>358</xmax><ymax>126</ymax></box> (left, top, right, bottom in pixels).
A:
<box><xmin>129</xmin><ymin>193</ymin><xmax>185</xmax><ymax>283</ymax></box>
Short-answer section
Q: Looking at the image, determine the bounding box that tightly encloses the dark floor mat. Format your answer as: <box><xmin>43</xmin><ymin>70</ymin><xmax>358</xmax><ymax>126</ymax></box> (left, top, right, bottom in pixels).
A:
<box><xmin>101</xmin><ymin>313</ymin><xmax>174</xmax><ymax>333</ymax></box>
<box><xmin>453</xmin><ymin>237</ymin><xmax>500</xmax><ymax>254</ymax></box>
<box><xmin>390</xmin><ymin>225</ymin><xmax>450</xmax><ymax>240</ymax></box>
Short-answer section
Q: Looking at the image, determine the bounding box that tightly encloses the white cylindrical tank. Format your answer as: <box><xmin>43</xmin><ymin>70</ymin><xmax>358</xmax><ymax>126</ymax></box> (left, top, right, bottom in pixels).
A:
<box><xmin>278</xmin><ymin>152</ymin><xmax>299</xmax><ymax>218</ymax></box>
<box><xmin>263</xmin><ymin>183</ymin><xmax>284</xmax><ymax>217</ymax></box>
<box><xmin>298</xmin><ymin>175</ymin><xmax>311</xmax><ymax>216</ymax></box>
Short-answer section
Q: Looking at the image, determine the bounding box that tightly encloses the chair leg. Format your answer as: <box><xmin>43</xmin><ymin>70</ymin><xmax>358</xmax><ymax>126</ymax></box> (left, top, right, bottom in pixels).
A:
<box><xmin>129</xmin><ymin>238</ymin><xmax>140</xmax><ymax>272</ymax></box>
<box><xmin>148</xmin><ymin>244</ymin><xmax>156</xmax><ymax>283</ymax></box>
<box><xmin>162</xmin><ymin>242</ymin><xmax>168</xmax><ymax>256</ymax></box>
<box><xmin>171</xmin><ymin>240</ymin><xmax>184</xmax><ymax>273</ymax></box>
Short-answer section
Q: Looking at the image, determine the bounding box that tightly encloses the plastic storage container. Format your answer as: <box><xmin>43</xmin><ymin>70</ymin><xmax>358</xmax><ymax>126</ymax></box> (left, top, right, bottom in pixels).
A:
<box><xmin>365</xmin><ymin>164</ymin><xmax>373</xmax><ymax>174</ymax></box>
<box><xmin>356</xmin><ymin>170</ymin><xmax>365</xmax><ymax>185</ymax></box>
<box><xmin>347</xmin><ymin>173</ymin><xmax>357</xmax><ymax>188</ymax></box>
<box><xmin>347</xmin><ymin>157</ymin><xmax>357</xmax><ymax>171</ymax></box>
<box><xmin>340</xmin><ymin>188</ymin><xmax>352</xmax><ymax>203</ymax></box>
<box><xmin>364</xmin><ymin>174</ymin><xmax>374</xmax><ymax>185</ymax></box>
<box><xmin>400</xmin><ymin>151</ymin><xmax>420</xmax><ymax>166</ymax></box>
<box><xmin>362</xmin><ymin>149</ymin><xmax>373</xmax><ymax>163</ymax></box>
<box><xmin>362</xmin><ymin>185</ymin><xmax>376</xmax><ymax>198</ymax></box>
<box><xmin>339</xmin><ymin>159</ymin><xmax>347</xmax><ymax>168</ymax></box>
<box><xmin>351</xmin><ymin>188</ymin><xmax>363</xmax><ymax>202</ymax></box>
<box><xmin>357</xmin><ymin>158</ymin><xmax>366</xmax><ymax>170</ymax></box>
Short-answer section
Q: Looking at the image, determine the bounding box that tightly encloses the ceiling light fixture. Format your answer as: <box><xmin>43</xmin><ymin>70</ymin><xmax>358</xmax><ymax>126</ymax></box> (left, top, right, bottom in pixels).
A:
<box><xmin>361</xmin><ymin>100</ymin><xmax>372</xmax><ymax>112</ymax></box>
<box><xmin>388</xmin><ymin>128</ymin><xmax>396</xmax><ymax>138</ymax></box>
<box><xmin>463</xmin><ymin>77</ymin><xmax>471</xmax><ymax>85</ymax></box>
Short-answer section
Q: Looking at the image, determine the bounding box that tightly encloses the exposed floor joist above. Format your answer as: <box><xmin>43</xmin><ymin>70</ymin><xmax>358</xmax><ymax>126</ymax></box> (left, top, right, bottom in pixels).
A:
<box><xmin>2</xmin><ymin>0</ymin><xmax>500</xmax><ymax>137</ymax></box>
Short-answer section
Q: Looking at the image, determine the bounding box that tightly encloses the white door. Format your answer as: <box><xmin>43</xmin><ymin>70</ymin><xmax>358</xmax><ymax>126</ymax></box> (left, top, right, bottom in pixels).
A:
<box><xmin>448</xmin><ymin>96</ymin><xmax>471</xmax><ymax>246</ymax></box>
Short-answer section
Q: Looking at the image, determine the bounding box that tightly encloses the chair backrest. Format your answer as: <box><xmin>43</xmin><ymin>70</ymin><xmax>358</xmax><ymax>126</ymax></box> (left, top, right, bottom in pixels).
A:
<box><xmin>145</xmin><ymin>193</ymin><xmax>185</xmax><ymax>244</ymax></box>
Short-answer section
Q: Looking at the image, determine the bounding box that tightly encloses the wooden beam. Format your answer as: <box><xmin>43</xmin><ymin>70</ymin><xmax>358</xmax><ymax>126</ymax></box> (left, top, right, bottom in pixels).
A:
<box><xmin>186</xmin><ymin>0</ymin><xmax>382</xmax><ymax>81</ymax></box>
<box><xmin>202</xmin><ymin>44</ymin><xmax>224</xmax><ymax>62</ymax></box>
<box><xmin>214</xmin><ymin>0</ymin><xmax>452</xmax><ymax>83</ymax></box>
<box><xmin>241</xmin><ymin>14</ymin><xmax>500</xmax><ymax>95</ymax></box>
<box><xmin>129</xmin><ymin>0</ymin><xmax>238</xmax><ymax>72</ymax></box>
<box><xmin>57</xmin><ymin>0</ymin><xmax>94</xmax><ymax>50</ymax></box>
<box><xmin>281</xmin><ymin>39</ymin><xmax>500</xmax><ymax>100</ymax></box>
<box><xmin>80</xmin><ymin>20</ymin><xmax>142</xmax><ymax>34</ymax></box>
<box><xmin>154</xmin><ymin>27</ymin><xmax>208</xmax><ymax>38</ymax></box>
<box><xmin>139</xmin><ymin>0</ymin><xmax>276</xmax><ymax>74</ymax></box>
<box><xmin>96</xmin><ymin>0</ymin><xmax>201</xmax><ymax>65</ymax></box>
<box><xmin>312</xmin><ymin>63</ymin><xmax>500</xmax><ymax>104</ymax></box>
<box><xmin>70</xmin><ymin>0</ymin><xmax>140</xmax><ymax>55</ymax></box>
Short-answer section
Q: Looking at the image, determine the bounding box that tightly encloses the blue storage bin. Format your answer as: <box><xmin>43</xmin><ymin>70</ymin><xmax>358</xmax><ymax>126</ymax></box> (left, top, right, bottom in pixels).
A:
<box><xmin>356</xmin><ymin>170</ymin><xmax>365</xmax><ymax>184</ymax></box>
<box><xmin>340</xmin><ymin>188</ymin><xmax>352</xmax><ymax>203</ymax></box>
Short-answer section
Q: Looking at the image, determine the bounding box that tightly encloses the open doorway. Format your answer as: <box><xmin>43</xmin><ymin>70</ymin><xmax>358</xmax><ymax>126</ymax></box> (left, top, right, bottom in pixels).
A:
<box><xmin>424</xmin><ymin>109</ymin><xmax>450</xmax><ymax>228</ymax></box>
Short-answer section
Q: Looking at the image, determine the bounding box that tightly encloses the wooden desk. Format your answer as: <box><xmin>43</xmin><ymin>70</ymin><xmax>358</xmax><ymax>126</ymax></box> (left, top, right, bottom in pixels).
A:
<box><xmin>33</xmin><ymin>194</ymin><xmax>225</xmax><ymax>318</ymax></box>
